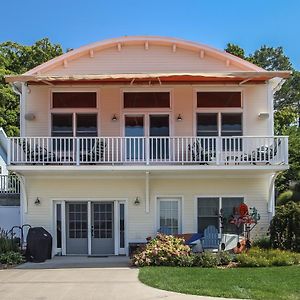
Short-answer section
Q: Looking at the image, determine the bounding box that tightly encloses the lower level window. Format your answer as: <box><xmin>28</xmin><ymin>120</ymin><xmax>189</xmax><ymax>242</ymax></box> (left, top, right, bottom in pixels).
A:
<box><xmin>197</xmin><ymin>197</ymin><xmax>244</xmax><ymax>234</ymax></box>
<box><xmin>158</xmin><ymin>198</ymin><xmax>180</xmax><ymax>235</ymax></box>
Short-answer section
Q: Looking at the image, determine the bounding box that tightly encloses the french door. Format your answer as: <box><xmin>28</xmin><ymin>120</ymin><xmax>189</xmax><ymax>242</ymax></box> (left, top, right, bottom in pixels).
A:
<box><xmin>62</xmin><ymin>201</ymin><xmax>126</xmax><ymax>256</ymax></box>
<box><xmin>124</xmin><ymin>114</ymin><xmax>170</xmax><ymax>161</ymax></box>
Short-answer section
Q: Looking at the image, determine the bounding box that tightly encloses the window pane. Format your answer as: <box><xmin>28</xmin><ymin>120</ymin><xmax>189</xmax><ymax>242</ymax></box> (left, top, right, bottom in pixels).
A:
<box><xmin>197</xmin><ymin>197</ymin><xmax>219</xmax><ymax>233</ymax></box>
<box><xmin>125</xmin><ymin>116</ymin><xmax>144</xmax><ymax>137</ymax></box>
<box><xmin>197</xmin><ymin>92</ymin><xmax>241</xmax><ymax>108</ymax></box>
<box><xmin>149</xmin><ymin>115</ymin><xmax>169</xmax><ymax>136</ymax></box>
<box><xmin>52</xmin><ymin>114</ymin><xmax>73</xmax><ymax>136</ymax></box>
<box><xmin>76</xmin><ymin>114</ymin><xmax>97</xmax><ymax>137</ymax></box>
<box><xmin>197</xmin><ymin>113</ymin><xmax>218</xmax><ymax>136</ymax></box>
<box><xmin>53</xmin><ymin>92</ymin><xmax>97</xmax><ymax>108</ymax></box>
<box><xmin>124</xmin><ymin>92</ymin><xmax>170</xmax><ymax>108</ymax></box>
<box><xmin>222</xmin><ymin>197</ymin><xmax>244</xmax><ymax>234</ymax></box>
<box><xmin>221</xmin><ymin>113</ymin><xmax>242</xmax><ymax>134</ymax></box>
<box><xmin>159</xmin><ymin>200</ymin><xmax>179</xmax><ymax>235</ymax></box>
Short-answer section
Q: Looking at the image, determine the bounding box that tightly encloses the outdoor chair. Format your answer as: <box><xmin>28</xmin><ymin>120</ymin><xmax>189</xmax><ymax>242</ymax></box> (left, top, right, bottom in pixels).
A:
<box><xmin>19</xmin><ymin>140</ymin><xmax>56</xmax><ymax>164</ymax></box>
<box><xmin>240</xmin><ymin>140</ymin><xmax>281</xmax><ymax>165</ymax></box>
<box><xmin>81</xmin><ymin>139</ymin><xmax>106</xmax><ymax>163</ymax></box>
<box><xmin>187</xmin><ymin>140</ymin><xmax>214</xmax><ymax>164</ymax></box>
<box><xmin>200</xmin><ymin>225</ymin><xmax>220</xmax><ymax>250</ymax></box>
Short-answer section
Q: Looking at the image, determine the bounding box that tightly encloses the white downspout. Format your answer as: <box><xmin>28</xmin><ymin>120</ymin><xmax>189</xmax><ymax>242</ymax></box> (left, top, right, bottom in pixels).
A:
<box><xmin>268</xmin><ymin>173</ymin><xmax>280</xmax><ymax>219</ymax></box>
<box><xmin>145</xmin><ymin>171</ymin><xmax>150</xmax><ymax>213</ymax></box>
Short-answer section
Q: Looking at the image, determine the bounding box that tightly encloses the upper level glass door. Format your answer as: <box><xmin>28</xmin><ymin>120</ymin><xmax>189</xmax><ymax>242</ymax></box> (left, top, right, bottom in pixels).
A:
<box><xmin>125</xmin><ymin>115</ymin><xmax>144</xmax><ymax>161</ymax></box>
<box><xmin>149</xmin><ymin>114</ymin><xmax>169</xmax><ymax>160</ymax></box>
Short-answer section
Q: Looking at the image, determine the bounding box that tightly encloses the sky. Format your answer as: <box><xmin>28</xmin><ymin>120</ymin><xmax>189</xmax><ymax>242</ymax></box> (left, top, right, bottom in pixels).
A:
<box><xmin>0</xmin><ymin>0</ymin><xmax>299</xmax><ymax>69</ymax></box>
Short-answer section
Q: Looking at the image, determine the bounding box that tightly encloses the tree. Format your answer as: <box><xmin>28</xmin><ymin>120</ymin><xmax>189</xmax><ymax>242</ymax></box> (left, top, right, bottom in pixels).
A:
<box><xmin>274</xmin><ymin>71</ymin><xmax>300</xmax><ymax>127</ymax></box>
<box><xmin>224</xmin><ymin>43</ymin><xmax>246</xmax><ymax>59</ymax></box>
<box><xmin>249</xmin><ymin>45</ymin><xmax>293</xmax><ymax>71</ymax></box>
<box><xmin>0</xmin><ymin>38</ymin><xmax>63</xmax><ymax>136</ymax></box>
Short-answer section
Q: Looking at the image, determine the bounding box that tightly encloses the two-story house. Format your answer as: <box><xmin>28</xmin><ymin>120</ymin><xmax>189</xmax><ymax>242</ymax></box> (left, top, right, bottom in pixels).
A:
<box><xmin>2</xmin><ymin>36</ymin><xmax>290</xmax><ymax>256</ymax></box>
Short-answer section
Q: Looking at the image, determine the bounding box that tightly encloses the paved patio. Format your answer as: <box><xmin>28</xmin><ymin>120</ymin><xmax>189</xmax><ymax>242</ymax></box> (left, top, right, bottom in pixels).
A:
<box><xmin>0</xmin><ymin>257</ymin><xmax>240</xmax><ymax>300</ymax></box>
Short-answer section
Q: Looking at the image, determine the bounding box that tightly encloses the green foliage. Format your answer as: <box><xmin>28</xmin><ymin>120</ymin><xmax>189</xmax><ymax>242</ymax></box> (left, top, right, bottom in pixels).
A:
<box><xmin>132</xmin><ymin>234</ymin><xmax>191</xmax><ymax>267</ymax></box>
<box><xmin>0</xmin><ymin>251</ymin><xmax>24</xmax><ymax>265</ymax></box>
<box><xmin>224</xmin><ymin>43</ymin><xmax>246</xmax><ymax>59</ymax></box>
<box><xmin>252</xmin><ymin>236</ymin><xmax>271</xmax><ymax>249</ymax></box>
<box><xmin>0</xmin><ymin>38</ymin><xmax>63</xmax><ymax>136</ymax></box>
<box><xmin>0</xmin><ymin>228</ymin><xmax>19</xmax><ymax>253</ymax></box>
<box><xmin>249</xmin><ymin>46</ymin><xmax>293</xmax><ymax>71</ymax></box>
<box><xmin>275</xmin><ymin>128</ymin><xmax>300</xmax><ymax>194</ymax></box>
<box><xmin>274</xmin><ymin>71</ymin><xmax>300</xmax><ymax>122</ymax></box>
<box><xmin>237</xmin><ymin>247</ymin><xmax>300</xmax><ymax>267</ymax></box>
<box><xmin>274</xmin><ymin>106</ymin><xmax>298</xmax><ymax>135</ymax></box>
<box><xmin>270</xmin><ymin>202</ymin><xmax>300</xmax><ymax>252</ymax></box>
<box><xmin>277</xmin><ymin>190</ymin><xmax>294</xmax><ymax>205</ymax></box>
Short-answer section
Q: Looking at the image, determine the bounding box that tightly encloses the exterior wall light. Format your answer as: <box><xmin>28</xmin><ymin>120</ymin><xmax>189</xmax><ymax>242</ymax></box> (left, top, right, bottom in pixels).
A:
<box><xmin>112</xmin><ymin>114</ymin><xmax>118</xmax><ymax>121</ymax></box>
<box><xmin>134</xmin><ymin>196</ymin><xmax>141</xmax><ymax>206</ymax></box>
<box><xmin>25</xmin><ymin>113</ymin><xmax>36</xmax><ymax>121</ymax></box>
<box><xmin>34</xmin><ymin>197</ymin><xmax>41</xmax><ymax>205</ymax></box>
<box><xmin>258</xmin><ymin>112</ymin><xmax>269</xmax><ymax>119</ymax></box>
<box><xmin>177</xmin><ymin>114</ymin><xmax>183</xmax><ymax>121</ymax></box>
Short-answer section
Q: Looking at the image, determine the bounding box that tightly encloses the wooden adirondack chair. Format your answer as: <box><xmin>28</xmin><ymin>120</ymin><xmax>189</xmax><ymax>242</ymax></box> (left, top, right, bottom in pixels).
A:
<box><xmin>201</xmin><ymin>225</ymin><xmax>220</xmax><ymax>250</ymax></box>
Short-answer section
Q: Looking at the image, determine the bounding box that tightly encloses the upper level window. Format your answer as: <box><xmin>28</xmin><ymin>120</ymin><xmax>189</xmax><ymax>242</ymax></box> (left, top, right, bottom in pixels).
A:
<box><xmin>124</xmin><ymin>92</ymin><xmax>170</xmax><ymax>108</ymax></box>
<box><xmin>197</xmin><ymin>113</ymin><xmax>242</xmax><ymax>136</ymax></box>
<box><xmin>52</xmin><ymin>92</ymin><xmax>97</xmax><ymax>108</ymax></box>
<box><xmin>52</xmin><ymin>113</ymin><xmax>97</xmax><ymax>137</ymax></box>
<box><xmin>197</xmin><ymin>92</ymin><xmax>241</xmax><ymax>108</ymax></box>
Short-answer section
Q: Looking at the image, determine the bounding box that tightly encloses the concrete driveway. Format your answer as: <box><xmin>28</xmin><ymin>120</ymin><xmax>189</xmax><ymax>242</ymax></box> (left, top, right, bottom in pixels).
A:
<box><xmin>0</xmin><ymin>257</ymin><xmax>235</xmax><ymax>300</ymax></box>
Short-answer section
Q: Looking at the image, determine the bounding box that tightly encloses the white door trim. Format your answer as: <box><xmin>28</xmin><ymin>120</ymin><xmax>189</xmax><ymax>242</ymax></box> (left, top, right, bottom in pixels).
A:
<box><xmin>53</xmin><ymin>198</ymin><xmax>128</xmax><ymax>256</ymax></box>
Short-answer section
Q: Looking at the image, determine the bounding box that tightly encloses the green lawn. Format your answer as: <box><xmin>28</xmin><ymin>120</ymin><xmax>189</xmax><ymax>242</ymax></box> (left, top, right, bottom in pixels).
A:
<box><xmin>139</xmin><ymin>266</ymin><xmax>300</xmax><ymax>300</ymax></box>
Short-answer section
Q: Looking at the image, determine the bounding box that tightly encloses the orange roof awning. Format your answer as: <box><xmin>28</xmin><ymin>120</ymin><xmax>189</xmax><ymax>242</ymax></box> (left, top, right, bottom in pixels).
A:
<box><xmin>5</xmin><ymin>71</ymin><xmax>291</xmax><ymax>85</ymax></box>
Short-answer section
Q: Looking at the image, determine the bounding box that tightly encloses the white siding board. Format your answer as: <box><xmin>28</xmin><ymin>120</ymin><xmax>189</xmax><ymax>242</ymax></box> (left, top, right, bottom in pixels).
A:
<box><xmin>44</xmin><ymin>45</ymin><xmax>249</xmax><ymax>76</ymax></box>
<box><xmin>25</xmin><ymin>84</ymin><xmax>270</xmax><ymax>137</ymax></box>
<box><xmin>24</xmin><ymin>176</ymin><xmax>271</xmax><ymax>243</ymax></box>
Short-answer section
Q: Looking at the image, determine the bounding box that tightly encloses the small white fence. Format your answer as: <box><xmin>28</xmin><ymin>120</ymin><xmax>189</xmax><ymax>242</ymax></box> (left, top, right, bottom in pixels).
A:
<box><xmin>0</xmin><ymin>175</ymin><xmax>20</xmax><ymax>194</ymax></box>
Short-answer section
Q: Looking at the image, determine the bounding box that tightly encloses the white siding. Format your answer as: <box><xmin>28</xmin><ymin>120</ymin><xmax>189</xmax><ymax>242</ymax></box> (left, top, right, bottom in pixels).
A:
<box><xmin>44</xmin><ymin>45</ymin><xmax>248</xmax><ymax>76</ymax></box>
<box><xmin>24</xmin><ymin>84</ymin><xmax>270</xmax><ymax>137</ymax></box>
<box><xmin>24</xmin><ymin>175</ymin><xmax>271</xmax><ymax>242</ymax></box>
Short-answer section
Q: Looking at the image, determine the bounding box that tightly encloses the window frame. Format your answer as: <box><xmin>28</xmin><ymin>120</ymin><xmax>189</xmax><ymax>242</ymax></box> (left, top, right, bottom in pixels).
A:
<box><xmin>51</xmin><ymin>112</ymin><xmax>99</xmax><ymax>137</ymax></box>
<box><xmin>50</xmin><ymin>89</ymin><xmax>99</xmax><ymax>137</ymax></box>
<box><xmin>193</xmin><ymin>88</ymin><xmax>245</xmax><ymax>137</ymax></box>
<box><xmin>194</xmin><ymin>195</ymin><xmax>245</xmax><ymax>235</ymax></box>
<box><xmin>121</xmin><ymin>88</ymin><xmax>173</xmax><ymax>111</ymax></box>
<box><xmin>156</xmin><ymin>196</ymin><xmax>183</xmax><ymax>235</ymax></box>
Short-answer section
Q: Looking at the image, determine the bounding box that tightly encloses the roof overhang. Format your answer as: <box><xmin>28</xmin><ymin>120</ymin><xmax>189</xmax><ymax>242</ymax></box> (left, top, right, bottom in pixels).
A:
<box><xmin>5</xmin><ymin>71</ymin><xmax>292</xmax><ymax>85</ymax></box>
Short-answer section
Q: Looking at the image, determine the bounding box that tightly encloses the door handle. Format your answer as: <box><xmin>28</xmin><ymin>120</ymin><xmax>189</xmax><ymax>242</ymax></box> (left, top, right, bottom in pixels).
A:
<box><xmin>91</xmin><ymin>225</ymin><xmax>94</xmax><ymax>237</ymax></box>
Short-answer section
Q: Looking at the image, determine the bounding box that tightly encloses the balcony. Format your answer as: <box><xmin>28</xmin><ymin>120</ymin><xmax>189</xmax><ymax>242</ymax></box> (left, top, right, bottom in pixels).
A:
<box><xmin>7</xmin><ymin>136</ymin><xmax>288</xmax><ymax>168</ymax></box>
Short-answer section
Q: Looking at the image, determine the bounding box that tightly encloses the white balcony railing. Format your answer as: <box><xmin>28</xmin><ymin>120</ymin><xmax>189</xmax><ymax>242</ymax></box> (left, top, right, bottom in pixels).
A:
<box><xmin>0</xmin><ymin>175</ymin><xmax>20</xmax><ymax>194</ymax></box>
<box><xmin>7</xmin><ymin>136</ymin><xmax>288</xmax><ymax>166</ymax></box>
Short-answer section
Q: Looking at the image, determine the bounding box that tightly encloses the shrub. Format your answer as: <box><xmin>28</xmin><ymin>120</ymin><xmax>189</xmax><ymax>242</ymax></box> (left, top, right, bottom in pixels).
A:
<box><xmin>193</xmin><ymin>252</ymin><xmax>219</xmax><ymax>268</ymax></box>
<box><xmin>270</xmin><ymin>202</ymin><xmax>300</xmax><ymax>252</ymax></box>
<box><xmin>0</xmin><ymin>228</ymin><xmax>19</xmax><ymax>254</ymax></box>
<box><xmin>216</xmin><ymin>251</ymin><xmax>232</xmax><ymax>265</ymax></box>
<box><xmin>0</xmin><ymin>251</ymin><xmax>24</xmax><ymax>265</ymax></box>
<box><xmin>177</xmin><ymin>254</ymin><xmax>195</xmax><ymax>267</ymax></box>
<box><xmin>237</xmin><ymin>247</ymin><xmax>300</xmax><ymax>267</ymax></box>
<box><xmin>277</xmin><ymin>190</ymin><xmax>293</xmax><ymax>206</ymax></box>
<box><xmin>132</xmin><ymin>234</ymin><xmax>191</xmax><ymax>267</ymax></box>
<box><xmin>252</xmin><ymin>236</ymin><xmax>271</xmax><ymax>249</ymax></box>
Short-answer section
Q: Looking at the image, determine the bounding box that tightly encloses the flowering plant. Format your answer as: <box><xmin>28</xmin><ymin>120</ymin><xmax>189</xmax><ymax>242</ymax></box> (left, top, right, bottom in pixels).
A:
<box><xmin>132</xmin><ymin>233</ymin><xmax>191</xmax><ymax>267</ymax></box>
